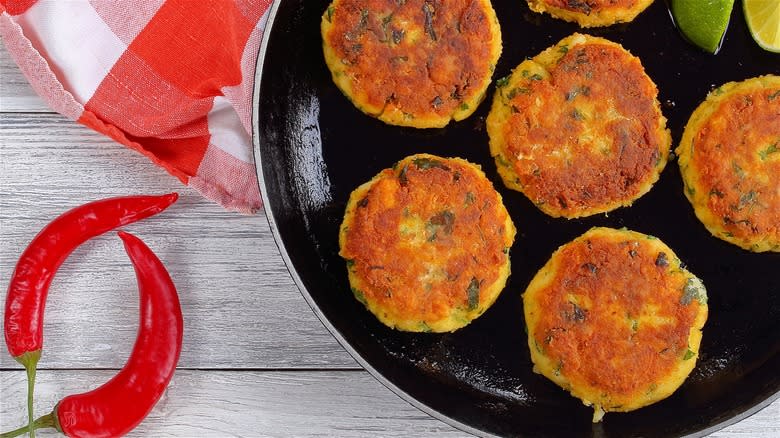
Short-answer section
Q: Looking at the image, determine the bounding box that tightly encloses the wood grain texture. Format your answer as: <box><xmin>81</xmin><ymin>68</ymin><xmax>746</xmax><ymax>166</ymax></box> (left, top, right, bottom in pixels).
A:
<box><xmin>1</xmin><ymin>370</ymin><xmax>777</xmax><ymax>437</ymax></box>
<box><xmin>0</xmin><ymin>112</ymin><xmax>356</xmax><ymax>369</ymax></box>
<box><xmin>0</xmin><ymin>43</ymin><xmax>50</xmax><ymax>113</ymax></box>
<box><xmin>0</xmin><ymin>370</ymin><xmax>466</xmax><ymax>437</ymax></box>
<box><xmin>0</xmin><ymin>39</ymin><xmax>777</xmax><ymax>437</ymax></box>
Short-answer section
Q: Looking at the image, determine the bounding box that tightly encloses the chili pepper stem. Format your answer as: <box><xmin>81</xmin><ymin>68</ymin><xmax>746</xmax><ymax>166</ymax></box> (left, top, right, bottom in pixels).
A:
<box><xmin>0</xmin><ymin>423</ymin><xmax>28</xmax><ymax>438</ymax></box>
<box><xmin>0</xmin><ymin>412</ymin><xmax>57</xmax><ymax>438</ymax></box>
<box><xmin>14</xmin><ymin>350</ymin><xmax>41</xmax><ymax>438</ymax></box>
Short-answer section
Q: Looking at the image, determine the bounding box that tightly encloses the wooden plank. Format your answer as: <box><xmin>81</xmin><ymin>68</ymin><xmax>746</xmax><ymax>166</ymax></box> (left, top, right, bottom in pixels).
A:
<box><xmin>1</xmin><ymin>38</ymin><xmax>777</xmax><ymax>438</ymax></box>
<box><xmin>709</xmin><ymin>402</ymin><xmax>780</xmax><ymax>438</ymax></box>
<box><xmin>0</xmin><ymin>42</ymin><xmax>51</xmax><ymax>113</ymax></box>
<box><xmin>1</xmin><ymin>370</ymin><xmax>777</xmax><ymax>437</ymax></box>
<box><xmin>0</xmin><ymin>370</ymin><xmax>466</xmax><ymax>437</ymax></box>
<box><xmin>0</xmin><ymin>113</ymin><xmax>356</xmax><ymax>369</ymax></box>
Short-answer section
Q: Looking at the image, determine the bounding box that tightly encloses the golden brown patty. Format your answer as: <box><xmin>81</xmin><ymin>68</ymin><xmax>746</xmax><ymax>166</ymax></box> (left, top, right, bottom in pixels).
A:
<box><xmin>321</xmin><ymin>0</ymin><xmax>502</xmax><ymax>128</ymax></box>
<box><xmin>487</xmin><ymin>33</ymin><xmax>671</xmax><ymax>218</ymax></box>
<box><xmin>339</xmin><ymin>154</ymin><xmax>516</xmax><ymax>332</ymax></box>
<box><xmin>676</xmin><ymin>75</ymin><xmax>780</xmax><ymax>253</ymax></box>
<box><xmin>527</xmin><ymin>0</ymin><xmax>654</xmax><ymax>27</ymax></box>
<box><xmin>524</xmin><ymin>227</ymin><xmax>707</xmax><ymax>421</ymax></box>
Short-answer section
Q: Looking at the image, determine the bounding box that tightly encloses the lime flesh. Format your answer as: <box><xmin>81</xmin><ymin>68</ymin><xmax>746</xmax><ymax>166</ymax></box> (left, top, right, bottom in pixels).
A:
<box><xmin>744</xmin><ymin>0</ymin><xmax>780</xmax><ymax>53</ymax></box>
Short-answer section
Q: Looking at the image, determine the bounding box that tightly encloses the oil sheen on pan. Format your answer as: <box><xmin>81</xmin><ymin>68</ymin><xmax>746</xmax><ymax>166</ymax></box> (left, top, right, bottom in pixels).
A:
<box><xmin>253</xmin><ymin>0</ymin><xmax>780</xmax><ymax>436</ymax></box>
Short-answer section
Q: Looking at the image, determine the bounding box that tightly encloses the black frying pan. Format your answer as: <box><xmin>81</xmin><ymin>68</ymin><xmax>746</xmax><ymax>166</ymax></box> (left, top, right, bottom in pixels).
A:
<box><xmin>252</xmin><ymin>1</ymin><xmax>780</xmax><ymax>436</ymax></box>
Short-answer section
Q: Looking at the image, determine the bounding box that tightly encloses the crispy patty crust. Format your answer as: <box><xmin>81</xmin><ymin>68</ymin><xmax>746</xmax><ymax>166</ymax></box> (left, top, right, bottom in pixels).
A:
<box><xmin>676</xmin><ymin>75</ymin><xmax>780</xmax><ymax>253</ymax></box>
<box><xmin>487</xmin><ymin>33</ymin><xmax>671</xmax><ymax>218</ymax></box>
<box><xmin>527</xmin><ymin>0</ymin><xmax>654</xmax><ymax>27</ymax></box>
<box><xmin>524</xmin><ymin>227</ymin><xmax>707</xmax><ymax>421</ymax></box>
<box><xmin>321</xmin><ymin>0</ymin><xmax>502</xmax><ymax>128</ymax></box>
<box><xmin>339</xmin><ymin>154</ymin><xmax>516</xmax><ymax>332</ymax></box>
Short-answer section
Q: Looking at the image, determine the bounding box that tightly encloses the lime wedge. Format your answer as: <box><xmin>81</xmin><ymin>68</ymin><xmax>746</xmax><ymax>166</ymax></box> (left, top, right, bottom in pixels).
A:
<box><xmin>671</xmin><ymin>0</ymin><xmax>735</xmax><ymax>54</ymax></box>
<box><xmin>744</xmin><ymin>0</ymin><xmax>780</xmax><ymax>53</ymax></box>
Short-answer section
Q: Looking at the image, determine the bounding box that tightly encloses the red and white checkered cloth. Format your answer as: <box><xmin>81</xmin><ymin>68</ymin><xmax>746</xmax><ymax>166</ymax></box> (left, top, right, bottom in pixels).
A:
<box><xmin>0</xmin><ymin>0</ymin><xmax>273</xmax><ymax>213</ymax></box>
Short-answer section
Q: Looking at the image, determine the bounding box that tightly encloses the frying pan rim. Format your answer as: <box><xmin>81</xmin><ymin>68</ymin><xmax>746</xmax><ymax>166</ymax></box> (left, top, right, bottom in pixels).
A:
<box><xmin>250</xmin><ymin>1</ymin><xmax>494</xmax><ymax>436</ymax></box>
<box><xmin>249</xmin><ymin>1</ymin><xmax>780</xmax><ymax>436</ymax></box>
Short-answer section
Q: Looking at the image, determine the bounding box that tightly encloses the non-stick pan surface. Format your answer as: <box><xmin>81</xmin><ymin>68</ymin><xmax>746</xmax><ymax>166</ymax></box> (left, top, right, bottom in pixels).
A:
<box><xmin>252</xmin><ymin>1</ymin><xmax>779</xmax><ymax>436</ymax></box>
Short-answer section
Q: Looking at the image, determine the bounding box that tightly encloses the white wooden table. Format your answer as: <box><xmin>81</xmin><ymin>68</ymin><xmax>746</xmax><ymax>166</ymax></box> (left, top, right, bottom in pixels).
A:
<box><xmin>1</xmin><ymin>42</ymin><xmax>777</xmax><ymax>437</ymax></box>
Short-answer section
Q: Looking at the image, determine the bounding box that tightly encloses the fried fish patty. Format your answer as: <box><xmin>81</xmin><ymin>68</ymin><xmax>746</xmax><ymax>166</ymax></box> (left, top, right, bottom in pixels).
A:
<box><xmin>676</xmin><ymin>75</ymin><xmax>780</xmax><ymax>253</ymax></box>
<box><xmin>524</xmin><ymin>227</ymin><xmax>707</xmax><ymax>421</ymax></box>
<box><xmin>321</xmin><ymin>0</ymin><xmax>502</xmax><ymax>128</ymax></box>
<box><xmin>339</xmin><ymin>154</ymin><xmax>516</xmax><ymax>332</ymax></box>
<box><xmin>526</xmin><ymin>0</ymin><xmax>654</xmax><ymax>27</ymax></box>
<box><xmin>487</xmin><ymin>33</ymin><xmax>671</xmax><ymax>218</ymax></box>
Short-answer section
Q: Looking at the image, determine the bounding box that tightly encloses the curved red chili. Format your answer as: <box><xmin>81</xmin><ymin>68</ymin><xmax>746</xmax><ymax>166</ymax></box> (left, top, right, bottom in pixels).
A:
<box><xmin>5</xmin><ymin>193</ymin><xmax>178</xmax><ymax>359</ymax></box>
<box><xmin>3</xmin><ymin>194</ymin><xmax>177</xmax><ymax>437</ymax></box>
<box><xmin>1</xmin><ymin>231</ymin><xmax>183</xmax><ymax>438</ymax></box>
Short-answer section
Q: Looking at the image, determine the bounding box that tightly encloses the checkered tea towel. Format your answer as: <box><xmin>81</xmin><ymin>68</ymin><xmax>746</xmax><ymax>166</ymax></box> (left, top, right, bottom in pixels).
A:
<box><xmin>0</xmin><ymin>0</ymin><xmax>274</xmax><ymax>213</ymax></box>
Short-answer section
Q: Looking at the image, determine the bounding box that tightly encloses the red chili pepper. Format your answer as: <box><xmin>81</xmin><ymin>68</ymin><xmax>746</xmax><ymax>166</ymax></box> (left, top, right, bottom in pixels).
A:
<box><xmin>1</xmin><ymin>231</ymin><xmax>183</xmax><ymax>438</ymax></box>
<box><xmin>3</xmin><ymin>194</ymin><xmax>177</xmax><ymax>437</ymax></box>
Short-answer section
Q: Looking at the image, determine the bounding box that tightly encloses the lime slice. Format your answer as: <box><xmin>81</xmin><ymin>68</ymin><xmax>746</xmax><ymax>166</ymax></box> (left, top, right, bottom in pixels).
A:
<box><xmin>744</xmin><ymin>0</ymin><xmax>780</xmax><ymax>53</ymax></box>
<box><xmin>671</xmin><ymin>0</ymin><xmax>735</xmax><ymax>54</ymax></box>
